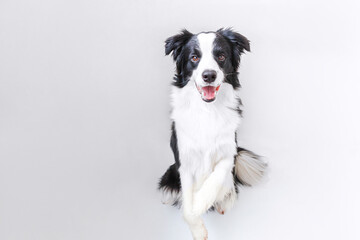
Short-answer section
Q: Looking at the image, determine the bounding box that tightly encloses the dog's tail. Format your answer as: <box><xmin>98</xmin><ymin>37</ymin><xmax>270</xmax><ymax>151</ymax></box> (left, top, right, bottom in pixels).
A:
<box><xmin>158</xmin><ymin>164</ymin><xmax>182</xmax><ymax>206</ymax></box>
<box><xmin>234</xmin><ymin>148</ymin><xmax>267</xmax><ymax>186</ymax></box>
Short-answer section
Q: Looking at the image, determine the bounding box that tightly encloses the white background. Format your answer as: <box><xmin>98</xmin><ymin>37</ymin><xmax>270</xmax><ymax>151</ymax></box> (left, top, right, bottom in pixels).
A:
<box><xmin>1</xmin><ymin>0</ymin><xmax>359</xmax><ymax>239</ymax></box>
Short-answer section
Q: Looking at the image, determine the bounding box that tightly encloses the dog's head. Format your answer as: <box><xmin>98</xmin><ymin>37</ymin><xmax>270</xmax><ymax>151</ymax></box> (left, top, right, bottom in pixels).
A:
<box><xmin>165</xmin><ymin>28</ymin><xmax>250</xmax><ymax>102</ymax></box>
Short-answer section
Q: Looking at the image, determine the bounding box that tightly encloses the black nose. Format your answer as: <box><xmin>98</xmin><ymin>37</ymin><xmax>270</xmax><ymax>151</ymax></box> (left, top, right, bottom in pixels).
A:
<box><xmin>202</xmin><ymin>70</ymin><xmax>217</xmax><ymax>83</ymax></box>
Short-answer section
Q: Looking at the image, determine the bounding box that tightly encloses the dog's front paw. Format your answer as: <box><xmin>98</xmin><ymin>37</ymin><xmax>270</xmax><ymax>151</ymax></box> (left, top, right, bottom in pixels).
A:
<box><xmin>193</xmin><ymin>192</ymin><xmax>213</xmax><ymax>216</ymax></box>
<box><xmin>183</xmin><ymin>211</ymin><xmax>208</xmax><ymax>240</ymax></box>
<box><xmin>191</xmin><ymin>222</ymin><xmax>208</xmax><ymax>240</ymax></box>
<box><xmin>214</xmin><ymin>188</ymin><xmax>237</xmax><ymax>215</ymax></box>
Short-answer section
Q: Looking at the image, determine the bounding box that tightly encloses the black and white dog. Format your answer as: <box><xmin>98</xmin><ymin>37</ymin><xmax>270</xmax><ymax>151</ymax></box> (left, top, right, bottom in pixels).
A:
<box><xmin>159</xmin><ymin>28</ymin><xmax>267</xmax><ymax>240</ymax></box>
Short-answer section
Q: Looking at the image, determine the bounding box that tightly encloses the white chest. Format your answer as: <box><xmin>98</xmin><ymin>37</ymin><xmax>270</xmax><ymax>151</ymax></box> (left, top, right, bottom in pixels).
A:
<box><xmin>170</xmin><ymin>83</ymin><xmax>241</xmax><ymax>176</ymax></box>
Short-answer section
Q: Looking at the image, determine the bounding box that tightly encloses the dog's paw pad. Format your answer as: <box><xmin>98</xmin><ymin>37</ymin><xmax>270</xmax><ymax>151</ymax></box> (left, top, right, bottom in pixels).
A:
<box><xmin>215</xmin><ymin>205</ymin><xmax>225</xmax><ymax>215</ymax></box>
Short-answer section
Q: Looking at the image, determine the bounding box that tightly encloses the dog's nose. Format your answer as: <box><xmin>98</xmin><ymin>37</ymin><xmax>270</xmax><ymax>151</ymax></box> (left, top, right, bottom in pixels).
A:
<box><xmin>202</xmin><ymin>70</ymin><xmax>217</xmax><ymax>83</ymax></box>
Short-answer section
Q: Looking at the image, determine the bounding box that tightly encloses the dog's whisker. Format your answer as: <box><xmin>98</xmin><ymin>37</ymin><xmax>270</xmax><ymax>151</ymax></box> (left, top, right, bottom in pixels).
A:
<box><xmin>225</xmin><ymin>72</ymin><xmax>238</xmax><ymax>76</ymax></box>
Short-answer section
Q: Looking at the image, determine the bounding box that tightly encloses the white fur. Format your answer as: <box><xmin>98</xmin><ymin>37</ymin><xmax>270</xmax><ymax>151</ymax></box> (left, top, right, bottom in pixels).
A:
<box><xmin>192</xmin><ymin>33</ymin><xmax>224</xmax><ymax>89</ymax></box>
<box><xmin>161</xmin><ymin>189</ymin><xmax>182</xmax><ymax>205</ymax></box>
<box><xmin>214</xmin><ymin>185</ymin><xmax>237</xmax><ymax>214</ymax></box>
<box><xmin>235</xmin><ymin>151</ymin><xmax>267</xmax><ymax>186</ymax></box>
<box><xmin>170</xmin><ymin>33</ymin><xmax>241</xmax><ymax>239</ymax></box>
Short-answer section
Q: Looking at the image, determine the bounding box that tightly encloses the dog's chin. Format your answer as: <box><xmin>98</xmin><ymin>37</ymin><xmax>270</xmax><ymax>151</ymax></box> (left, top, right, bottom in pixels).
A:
<box><xmin>195</xmin><ymin>83</ymin><xmax>221</xmax><ymax>103</ymax></box>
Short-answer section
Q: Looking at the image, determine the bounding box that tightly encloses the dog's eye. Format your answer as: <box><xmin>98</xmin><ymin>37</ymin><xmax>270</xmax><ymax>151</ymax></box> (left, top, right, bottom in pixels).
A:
<box><xmin>218</xmin><ymin>54</ymin><xmax>226</xmax><ymax>61</ymax></box>
<box><xmin>191</xmin><ymin>55</ymin><xmax>200</xmax><ymax>62</ymax></box>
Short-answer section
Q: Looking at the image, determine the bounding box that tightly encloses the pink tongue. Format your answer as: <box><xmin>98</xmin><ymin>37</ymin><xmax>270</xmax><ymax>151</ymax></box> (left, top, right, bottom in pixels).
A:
<box><xmin>202</xmin><ymin>86</ymin><xmax>216</xmax><ymax>100</ymax></box>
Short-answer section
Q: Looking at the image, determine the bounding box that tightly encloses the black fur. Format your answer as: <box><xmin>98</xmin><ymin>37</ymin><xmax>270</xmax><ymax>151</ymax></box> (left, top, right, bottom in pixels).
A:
<box><xmin>165</xmin><ymin>29</ymin><xmax>195</xmax><ymax>88</ymax></box>
<box><xmin>228</xmin><ymin>97</ymin><xmax>243</xmax><ymax>117</ymax></box>
<box><xmin>158</xmin><ymin>164</ymin><xmax>181</xmax><ymax>206</ymax></box>
<box><xmin>169</xmin><ymin>122</ymin><xmax>180</xmax><ymax>167</ymax></box>
<box><xmin>165</xmin><ymin>28</ymin><xmax>250</xmax><ymax>89</ymax></box>
<box><xmin>215</xmin><ymin>28</ymin><xmax>250</xmax><ymax>89</ymax></box>
<box><xmin>158</xmin><ymin>122</ymin><xmax>181</xmax><ymax>204</ymax></box>
<box><xmin>159</xmin><ymin>28</ymin><xmax>252</xmax><ymax>207</ymax></box>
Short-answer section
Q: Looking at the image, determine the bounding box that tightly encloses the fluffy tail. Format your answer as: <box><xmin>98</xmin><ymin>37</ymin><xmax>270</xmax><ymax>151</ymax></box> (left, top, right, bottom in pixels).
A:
<box><xmin>234</xmin><ymin>148</ymin><xmax>267</xmax><ymax>186</ymax></box>
<box><xmin>158</xmin><ymin>164</ymin><xmax>182</xmax><ymax>206</ymax></box>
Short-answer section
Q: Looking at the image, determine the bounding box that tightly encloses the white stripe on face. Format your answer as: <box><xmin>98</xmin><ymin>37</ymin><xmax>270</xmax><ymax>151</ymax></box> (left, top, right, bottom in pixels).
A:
<box><xmin>192</xmin><ymin>33</ymin><xmax>224</xmax><ymax>87</ymax></box>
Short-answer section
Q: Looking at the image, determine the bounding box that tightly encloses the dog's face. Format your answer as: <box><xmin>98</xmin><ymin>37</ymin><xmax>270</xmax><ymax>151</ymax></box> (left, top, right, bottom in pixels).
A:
<box><xmin>165</xmin><ymin>28</ymin><xmax>250</xmax><ymax>102</ymax></box>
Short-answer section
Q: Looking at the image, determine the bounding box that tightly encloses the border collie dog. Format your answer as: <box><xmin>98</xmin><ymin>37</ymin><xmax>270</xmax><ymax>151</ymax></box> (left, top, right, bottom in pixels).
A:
<box><xmin>159</xmin><ymin>28</ymin><xmax>267</xmax><ymax>240</ymax></box>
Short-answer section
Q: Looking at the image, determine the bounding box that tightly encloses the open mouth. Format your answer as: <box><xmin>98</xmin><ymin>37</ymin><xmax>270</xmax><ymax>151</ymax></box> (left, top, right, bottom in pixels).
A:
<box><xmin>195</xmin><ymin>83</ymin><xmax>221</xmax><ymax>102</ymax></box>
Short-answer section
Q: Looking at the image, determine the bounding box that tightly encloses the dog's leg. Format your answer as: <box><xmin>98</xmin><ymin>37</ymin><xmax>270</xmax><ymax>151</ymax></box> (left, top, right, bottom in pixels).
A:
<box><xmin>214</xmin><ymin>172</ymin><xmax>237</xmax><ymax>215</ymax></box>
<box><xmin>214</xmin><ymin>190</ymin><xmax>237</xmax><ymax>215</ymax></box>
<box><xmin>180</xmin><ymin>169</ymin><xmax>208</xmax><ymax>240</ymax></box>
<box><xmin>192</xmin><ymin>158</ymin><xmax>233</xmax><ymax>216</ymax></box>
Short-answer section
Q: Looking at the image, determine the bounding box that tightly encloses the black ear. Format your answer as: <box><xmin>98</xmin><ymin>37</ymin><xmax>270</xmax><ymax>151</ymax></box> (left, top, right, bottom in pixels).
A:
<box><xmin>217</xmin><ymin>28</ymin><xmax>250</xmax><ymax>54</ymax></box>
<box><xmin>165</xmin><ymin>29</ymin><xmax>193</xmax><ymax>61</ymax></box>
<box><xmin>217</xmin><ymin>28</ymin><xmax>250</xmax><ymax>72</ymax></box>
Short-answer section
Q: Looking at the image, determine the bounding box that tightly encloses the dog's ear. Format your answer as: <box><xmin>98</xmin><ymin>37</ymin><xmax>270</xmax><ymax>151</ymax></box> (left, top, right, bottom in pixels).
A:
<box><xmin>217</xmin><ymin>28</ymin><xmax>250</xmax><ymax>71</ymax></box>
<box><xmin>165</xmin><ymin>29</ymin><xmax>193</xmax><ymax>61</ymax></box>
<box><xmin>217</xmin><ymin>28</ymin><xmax>250</xmax><ymax>54</ymax></box>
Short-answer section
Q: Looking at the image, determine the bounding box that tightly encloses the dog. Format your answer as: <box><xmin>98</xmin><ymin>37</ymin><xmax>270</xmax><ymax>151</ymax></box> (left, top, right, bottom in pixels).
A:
<box><xmin>158</xmin><ymin>28</ymin><xmax>267</xmax><ymax>240</ymax></box>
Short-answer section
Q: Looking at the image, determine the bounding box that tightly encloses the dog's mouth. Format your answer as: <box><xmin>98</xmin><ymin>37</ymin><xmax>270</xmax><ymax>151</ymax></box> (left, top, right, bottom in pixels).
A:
<box><xmin>195</xmin><ymin>83</ymin><xmax>221</xmax><ymax>102</ymax></box>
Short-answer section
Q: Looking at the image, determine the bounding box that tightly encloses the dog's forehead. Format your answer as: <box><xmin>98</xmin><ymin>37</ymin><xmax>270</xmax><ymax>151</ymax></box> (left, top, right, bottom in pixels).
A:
<box><xmin>196</xmin><ymin>33</ymin><xmax>216</xmax><ymax>54</ymax></box>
